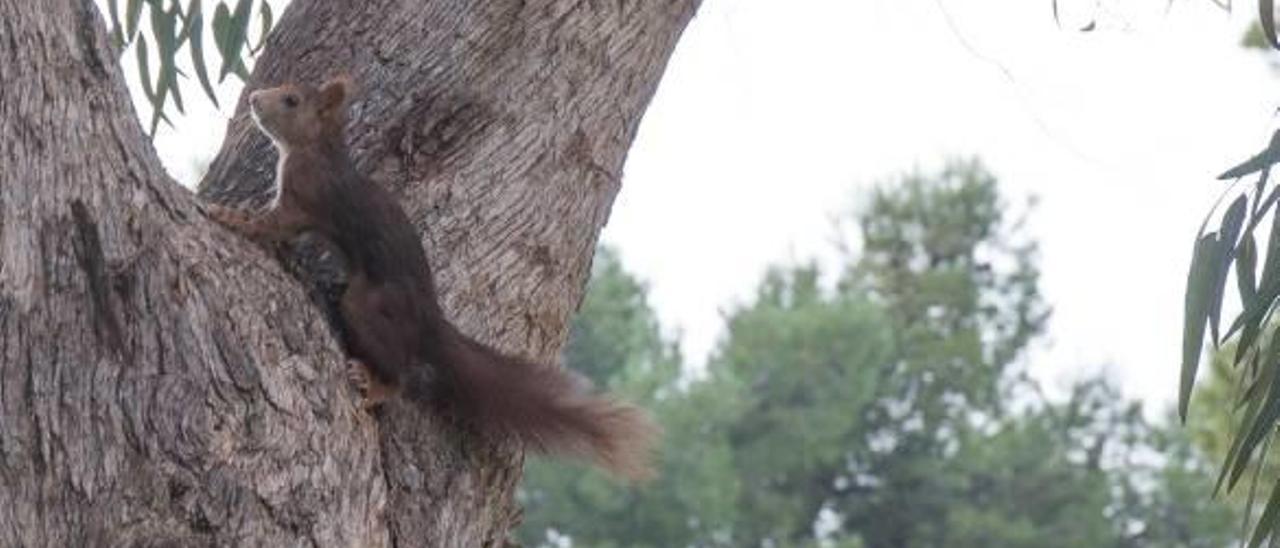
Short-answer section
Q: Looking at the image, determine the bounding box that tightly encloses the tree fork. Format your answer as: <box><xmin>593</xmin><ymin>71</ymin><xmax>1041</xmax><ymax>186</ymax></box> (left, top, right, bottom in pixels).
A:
<box><xmin>0</xmin><ymin>0</ymin><xmax>697</xmax><ymax>545</ymax></box>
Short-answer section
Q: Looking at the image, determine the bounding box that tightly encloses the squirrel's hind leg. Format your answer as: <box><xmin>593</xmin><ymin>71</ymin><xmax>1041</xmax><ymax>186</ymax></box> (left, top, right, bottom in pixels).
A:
<box><xmin>340</xmin><ymin>281</ymin><xmax>412</xmax><ymax>409</ymax></box>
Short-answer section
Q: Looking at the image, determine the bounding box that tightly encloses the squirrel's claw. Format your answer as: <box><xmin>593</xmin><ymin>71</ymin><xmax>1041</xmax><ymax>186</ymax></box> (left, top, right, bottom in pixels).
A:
<box><xmin>347</xmin><ymin>359</ymin><xmax>395</xmax><ymax>410</ymax></box>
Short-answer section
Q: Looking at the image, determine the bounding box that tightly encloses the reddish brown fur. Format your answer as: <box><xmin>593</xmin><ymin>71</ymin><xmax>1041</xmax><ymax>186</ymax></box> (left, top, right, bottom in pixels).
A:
<box><xmin>205</xmin><ymin>77</ymin><xmax>659</xmax><ymax>482</ymax></box>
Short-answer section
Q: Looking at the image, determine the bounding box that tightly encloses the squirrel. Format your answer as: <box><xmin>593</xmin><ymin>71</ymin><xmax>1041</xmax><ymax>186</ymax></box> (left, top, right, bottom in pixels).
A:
<box><xmin>205</xmin><ymin>76</ymin><xmax>659</xmax><ymax>482</ymax></box>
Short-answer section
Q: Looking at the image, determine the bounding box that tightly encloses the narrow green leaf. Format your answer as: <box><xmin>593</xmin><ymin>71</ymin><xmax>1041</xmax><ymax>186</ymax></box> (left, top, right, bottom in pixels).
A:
<box><xmin>107</xmin><ymin>0</ymin><xmax>125</xmax><ymax>51</ymax></box>
<box><xmin>1182</xmin><ymin>232</ymin><xmax>1220</xmax><ymax>421</ymax></box>
<box><xmin>186</xmin><ymin>0</ymin><xmax>219</xmax><ymax>108</ymax></box>
<box><xmin>1242</xmin><ymin>234</ymin><xmax>1259</xmax><ymax>305</ymax></box>
<box><xmin>1195</xmin><ymin>188</ymin><xmax>1237</xmax><ymax>355</ymax></box>
<box><xmin>1243</xmin><ymin>434</ymin><xmax>1274</xmax><ymax>548</ymax></box>
<box><xmin>149</xmin><ymin>2</ymin><xmax>182</xmax><ymax>116</ymax></box>
<box><xmin>1217</xmin><ymin>381</ymin><xmax>1266</xmax><ymax>495</ymax></box>
<box><xmin>212</xmin><ymin>2</ymin><xmax>234</xmax><ymax>83</ymax></box>
<box><xmin>1237</xmin><ymin>184</ymin><xmax>1280</xmax><ymax>282</ymax></box>
<box><xmin>1199</xmin><ymin>181</ymin><xmax>1239</xmax><ymax>244</ymax></box>
<box><xmin>216</xmin><ymin>0</ymin><xmax>252</xmax><ymax>83</ymax></box>
<box><xmin>1221</xmin><ymin>131</ymin><xmax>1280</xmax><ymax>180</ymax></box>
<box><xmin>1229</xmin><ymin>311</ymin><xmax>1251</xmax><ymax>350</ymax></box>
<box><xmin>212</xmin><ymin>2</ymin><xmax>231</xmax><ymax>48</ymax></box>
<box><xmin>135</xmin><ymin>34</ymin><xmax>155</xmax><ymax>102</ymax></box>
<box><xmin>149</xmin><ymin>0</ymin><xmax>171</xmax><ymax>53</ymax></box>
<box><xmin>148</xmin><ymin>106</ymin><xmax>162</xmax><ymax>138</ymax></box>
<box><xmin>250</xmin><ymin>1</ymin><xmax>274</xmax><ymax>54</ymax></box>
<box><xmin>1262</xmin><ymin>200</ymin><xmax>1280</xmax><ymax>291</ymax></box>
<box><xmin>148</xmin><ymin>85</ymin><xmax>169</xmax><ymax>138</ymax></box>
<box><xmin>1231</xmin><ymin>207</ymin><xmax>1280</xmax><ymax>362</ymax></box>
<box><xmin>1239</xmin><ymin>306</ymin><xmax>1280</xmax><ymax>368</ymax></box>
<box><xmin>1230</xmin><ymin>344</ymin><xmax>1280</xmax><ymax>491</ymax></box>
<box><xmin>125</xmin><ymin>0</ymin><xmax>144</xmax><ymax>45</ymax></box>
<box><xmin>1254</xmin><ymin>185</ymin><xmax>1280</xmax><ymax>232</ymax></box>
<box><xmin>167</xmin><ymin>64</ymin><xmax>184</xmax><ymax>114</ymax></box>
<box><xmin>1251</xmin><ymin>476</ymin><xmax>1280</xmax><ymax>547</ymax></box>
<box><xmin>231</xmin><ymin>0</ymin><xmax>252</xmax><ymax>30</ymax></box>
<box><xmin>176</xmin><ymin>0</ymin><xmax>195</xmax><ymax>44</ymax></box>
<box><xmin>1264</xmin><ymin>0</ymin><xmax>1280</xmax><ymax>50</ymax></box>
<box><xmin>1217</xmin><ymin>335</ymin><xmax>1276</xmax><ymax>497</ymax></box>
<box><xmin>230</xmin><ymin>58</ymin><xmax>249</xmax><ymax>82</ymax></box>
<box><xmin>1243</xmin><ymin>350</ymin><xmax>1268</xmax><ymax>406</ymax></box>
<box><xmin>1211</xmin><ymin>195</ymin><xmax>1250</xmax><ymax>345</ymax></box>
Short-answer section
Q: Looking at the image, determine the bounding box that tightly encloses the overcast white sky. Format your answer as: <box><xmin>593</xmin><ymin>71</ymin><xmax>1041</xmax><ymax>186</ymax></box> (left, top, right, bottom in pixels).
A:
<box><xmin>126</xmin><ymin>0</ymin><xmax>1279</xmax><ymax>412</ymax></box>
<box><xmin>605</xmin><ymin>0</ymin><xmax>1278</xmax><ymax>410</ymax></box>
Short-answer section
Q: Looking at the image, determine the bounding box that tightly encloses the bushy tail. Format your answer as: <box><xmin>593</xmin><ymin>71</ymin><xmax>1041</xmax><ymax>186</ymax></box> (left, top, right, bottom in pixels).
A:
<box><xmin>420</xmin><ymin>321</ymin><xmax>660</xmax><ymax>483</ymax></box>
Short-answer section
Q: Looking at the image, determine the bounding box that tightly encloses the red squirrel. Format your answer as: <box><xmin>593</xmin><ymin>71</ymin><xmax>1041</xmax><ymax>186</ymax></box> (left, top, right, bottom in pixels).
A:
<box><xmin>205</xmin><ymin>76</ymin><xmax>658</xmax><ymax>482</ymax></box>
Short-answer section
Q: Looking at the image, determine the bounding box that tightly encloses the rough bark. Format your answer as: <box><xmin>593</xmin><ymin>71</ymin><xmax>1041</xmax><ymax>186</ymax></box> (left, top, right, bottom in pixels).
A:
<box><xmin>0</xmin><ymin>0</ymin><xmax>696</xmax><ymax>546</ymax></box>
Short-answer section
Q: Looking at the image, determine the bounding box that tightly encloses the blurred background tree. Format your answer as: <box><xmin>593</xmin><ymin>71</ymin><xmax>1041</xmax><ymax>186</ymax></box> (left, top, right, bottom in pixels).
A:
<box><xmin>521</xmin><ymin>160</ymin><xmax>1236</xmax><ymax>547</ymax></box>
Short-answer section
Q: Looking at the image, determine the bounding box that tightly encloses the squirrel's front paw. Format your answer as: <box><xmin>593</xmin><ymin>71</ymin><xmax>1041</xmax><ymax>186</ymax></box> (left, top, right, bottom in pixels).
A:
<box><xmin>346</xmin><ymin>359</ymin><xmax>396</xmax><ymax>410</ymax></box>
<box><xmin>202</xmin><ymin>203</ymin><xmax>247</xmax><ymax>227</ymax></box>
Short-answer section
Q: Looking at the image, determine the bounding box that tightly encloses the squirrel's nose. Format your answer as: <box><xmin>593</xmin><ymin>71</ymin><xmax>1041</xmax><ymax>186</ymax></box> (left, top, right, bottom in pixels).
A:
<box><xmin>248</xmin><ymin>91</ymin><xmax>262</xmax><ymax>110</ymax></box>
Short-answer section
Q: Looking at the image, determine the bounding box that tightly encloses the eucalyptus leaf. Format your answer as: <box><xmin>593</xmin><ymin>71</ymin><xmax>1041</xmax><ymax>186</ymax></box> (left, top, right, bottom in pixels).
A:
<box><xmin>186</xmin><ymin>0</ymin><xmax>219</xmax><ymax>107</ymax></box>
<box><xmin>135</xmin><ymin>34</ymin><xmax>155</xmax><ymax>102</ymax></box>
<box><xmin>231</xmin><ymin>58</ymin><xmax>249</xmax><ymax>82</ymax></box>
<box><xmin>1264</xmin><ymin>0</ymin><xmax>1280</xmax><ymax>50</ymax></box>
<box><xmin>1252</xmin><ymin>476</ymin><xmax>1280</xmax><ymax>547</ymax></box>
<box><xmin>151</xmin><ymin>3</ymin><xmax>182</xmax><ymax>115</ymax></box>
<box><xmin>216</xmin><ymin>0</ymin><xmax>252</xmax><ymax>82</ymax></box>
<box><xmin>1210</xmin><ymin>195</ymin><xmax>1250</xmax><ymax>345</ymax></box>
<box><xmin>1221</xmin><ymin>131</ymin><xmax>1280</xmax><ymax>181</ymax></box>
<box><xmin>125</xmin><ymin>0</ymin><xmax>144</xmax><ymax>45</ymax></box>
<box><xmin>1244</xmin><ymin>435</ymin><xmax>1274</xmax><ymax>547</ymax></box>
<box><xmin>147</xmin><ymin>85</ymin><xmax>169</xmax><ymax>137</ymax></box>
<box><xmin>1182</xmin><ymin>233</ymin><xmax>1220</xmax><ymax>421</ymax></box>
<box><xmin>1229</xmin><ymin>341</ymin><xmax>1280</xmax><ymax>491</ymax></box>
<box><xmin>251</xmin><ymin>1</ymin><xmax>273</xmax><ymax>54</ymax></box>
<box><xmin>1217</xmin><ymin>377</ymin><xmax>1267</xmax><ymax>496</ymax></box>
<box><xmin>167</xmin><ymin>63</ymin><xmax>184</xmax><ymax>115</ymax></box>
<box><xmin>107</xmin><ymin>0</ymin><xmax>125</xmax><ymax>51</ymax></box>
<box><xmin>1231</xmin><ymin>205</ymin><xmax>1280</xmax><ymax>363</ymax></box>
<box><xmin>1242</xmin><ymin>349</ymin><xmax>1268</xmax><ymax>406</ymax></box>
<box><xmin>176</xmin><ymin>0</ymin><xmax>194</xmax><ymax>43</ymax></box>
<box><xmin>212</xmin><ymin>2</ymin><xmax>234</xmax><ymax>83</ymax></box>
<box><xmin>1241</xmin><ymin>235</ymin><xmax>1259</xmax><ymax>310</ymax></box>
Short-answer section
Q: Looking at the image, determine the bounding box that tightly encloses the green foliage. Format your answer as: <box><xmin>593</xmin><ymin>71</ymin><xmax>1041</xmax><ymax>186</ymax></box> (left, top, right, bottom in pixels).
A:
<box><xmin>828</xmin><ymin>161</ymin><xmax>1132</xmax><ymax>548</ymax></box>
<box><xmin>1183</xmin><ymin>132</ymin><xmax>1280</xmax><ymax>543</ymax></box>
<box><xmin>102</xmin><ymin>0</ymin><xmax>274</xmax><ymax>136</ymax></box>
<box><xmin>700</xmin><ymin>158</ymin><xmax>1053</xmax><ymax>545</ymax></box>
<box><xmin>562</xmin><ymin>247</ymin><xmax>679</xmax><ymax>394</ymax></box>
<box><xmin>711</xmin><ymin>265</ymin><xmax>894</xmax><ymax>545</ymax></box>
<box><xmin>1187</xmin><ymin>342</ymin><xmax>1280</xmax><ymax>532</ymax></box>
<box><xmin>528</xmin><ymin>161</ymin><xmax>1234</xmax><ymax>547</ymax></box>
<box><xmin>519</xmin><ymin>247</ymin><xmax>741</xmax><ymax>548</ymax></box>
<box><xmin>930</xmin><ymin>390</ymin><xmax>1117</xmax><ymax>548</ymax></box>
<box><xmin>844</xmin><ymin>158</ymin><xmax>1048</xmax><ymax>417</ymax></box>
<box><xmin>1115</xmin><ymin>416</ymin><xmax>1238</xmax><ymax>548</ymax></box>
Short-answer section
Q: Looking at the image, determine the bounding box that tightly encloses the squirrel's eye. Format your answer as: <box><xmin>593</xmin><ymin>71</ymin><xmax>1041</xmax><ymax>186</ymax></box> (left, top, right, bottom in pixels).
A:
<box><xmin>283</xmin><ymin>95</ymin><xmax>299</xmax><ymax>108</ymax></box>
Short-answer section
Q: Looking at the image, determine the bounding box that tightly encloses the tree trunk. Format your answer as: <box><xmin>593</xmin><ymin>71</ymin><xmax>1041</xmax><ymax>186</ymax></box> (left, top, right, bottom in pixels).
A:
<box><xmin>0</xmin><ymin>0</ymin><xmax>696</xmax><ymax>545</ymax></box>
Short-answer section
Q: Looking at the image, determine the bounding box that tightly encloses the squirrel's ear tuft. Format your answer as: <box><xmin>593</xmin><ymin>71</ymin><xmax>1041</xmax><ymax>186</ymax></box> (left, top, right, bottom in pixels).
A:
<box><xmin>318</xmin><ymin>75</ymin><xmax>354</xmax><ymax>115</ymax></box>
